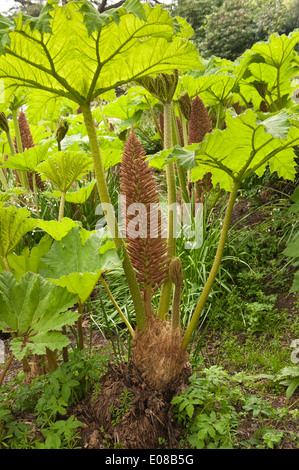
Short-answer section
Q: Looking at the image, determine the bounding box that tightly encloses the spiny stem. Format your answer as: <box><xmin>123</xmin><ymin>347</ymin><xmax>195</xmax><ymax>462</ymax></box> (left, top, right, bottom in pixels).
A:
<box><xmin>182</xmin><ymin>180</ymin><xmax>240</xmax><ymax>349</ymax></box>
<box><xmin>158</xmin><ymin>101</ymin><xmax>176</xmax><ymax>320</ymax></box>
<box><xmin>172</xmin><ymin>105</ymin><xmax>189</xmax><ymax>204</ymax></box>
<box><xmin>81</xmin><ymin>103</ymin><xmax>146</xmax><ymax>331</ymax></box>
<box><xmin>6</xmin><ymin>131</ymin><xmax>16</xmax><ymax>157</ymax></box>
<box><xmin>58</xmin><ymin>190</ymin><xmax>66</xmax><ymax>222</ymax></box>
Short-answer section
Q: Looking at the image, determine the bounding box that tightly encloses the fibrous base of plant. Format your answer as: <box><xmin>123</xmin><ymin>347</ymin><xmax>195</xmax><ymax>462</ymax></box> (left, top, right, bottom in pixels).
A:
<box><xmin>131</xmin><ymin>318</ymin><xmax>188</xmax><ymax>390</ymax></box>
<box><xmin>89</xmin><ymin>359</ymin><xmax>192</xmax><ymax>449</ymax></box>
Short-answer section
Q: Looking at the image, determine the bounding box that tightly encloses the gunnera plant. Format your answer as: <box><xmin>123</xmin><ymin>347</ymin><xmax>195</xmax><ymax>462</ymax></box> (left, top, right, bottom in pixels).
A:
<box><xmin>120</xmin><ymin>127</ymin><xmax>187</xmax><ymax>389</ymax></box>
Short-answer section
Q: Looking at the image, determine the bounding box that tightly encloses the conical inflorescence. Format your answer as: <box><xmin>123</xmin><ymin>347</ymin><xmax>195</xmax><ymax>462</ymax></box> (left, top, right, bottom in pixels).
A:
<box><xmin>188</xmin><ymin>93</ymin><xmax>212</xmax><ymax>145</ymax></box>
<box><xmin>17</xmin><ymin>110</ymin><xmax>35</xmax><ymax>150</ymax></box>
<box><xmin>14</xmin><ymin>110</ymin><xmax>44</xmax><ymax>191</ymax></box>
<box><xmin>120</xmin><ymin>127</ymin><xmax>169</xmax><ymax>304</ymax></box>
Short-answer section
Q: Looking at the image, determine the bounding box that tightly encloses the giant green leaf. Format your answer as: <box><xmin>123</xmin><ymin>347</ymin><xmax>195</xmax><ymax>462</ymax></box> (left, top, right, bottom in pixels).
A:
<box><xmin>238</xmin><ymin>31</ymin><xmax>299</xmax><ymax>111</ymax></box>
<box><xmin>35</xmin><ymin>217</ymin><xmax>78</xmax><ymax>241</ymax></box>
<box><xmin>0</xmin><ymin>271</ymin><xmax>78</xmax><ymax>360</ymax></box>
<box><xmin>1</xmin><ymin>141</ymin><xmax>52</xmax><ymax>172</ymax></box>
<box><xmin>251</xmin><ymin>31</ymin><xmax>299</xmax><ymax>69</ymax></box>
<box><xmin>147</xmin><ymin>143</ymin><xmax>198</xmax><ymax>171</ymax></box>
<box><xmin>0</xmin><ymin>1</ymin><xmax>201</xmax><ymax>106</ymax></box>
<box><xmin>36</xmin><ymin>151</ymin><xmax>93</xmax><ymax>192</ymax></box>
<box><xmin>40</xmin><ymin>226</ymin><xmax>121</xmax><ymax>304</ymax></box>
<box><xmin>191</xmin><ymin>109</ymin><xmax>299</xmax><ymax>191</ymax></box>
<box><xmin>175</xmin><ymin>73</ymin><xmax>238</xmax><ymax>107</ymax></box>
<box><xmin>0</xmin><ymin>206</ymin><xmax>36</xmax><ymax>261</ymax></box>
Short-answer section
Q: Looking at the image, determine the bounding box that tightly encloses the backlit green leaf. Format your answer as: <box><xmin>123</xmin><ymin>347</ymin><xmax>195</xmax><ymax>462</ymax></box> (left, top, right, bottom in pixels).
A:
<box><xmin>36</xmin><ymin>151</ymin><xmax>93</xmax><ymax>192</ymax></box>
<box><xmin>45</xmin><ymin>181</ymin><xmax>96</xmax><ymax>204</ymax></box>
<box><xmin>0</xmin><ymin>2</ymin><xmax>201</xmax><ymax>105</ymax></box>
<box><xmin>1</xmin><ymin>141</ymin><xmax>52</xmax><ymax>172</ymax></box>
<box><xmin>0</xmin><ymin>206</ymin><xmax>36</xmax><ymax>260</ymax></box>
<box><xmin>35</xmin><ymin>217</ymin><xmax>78</xmax><ymax>240</ymax></box>
<box><xmin>191</xmin><ymin>109</ymin><xmax>299</xmax><ymax>191</ymax></box>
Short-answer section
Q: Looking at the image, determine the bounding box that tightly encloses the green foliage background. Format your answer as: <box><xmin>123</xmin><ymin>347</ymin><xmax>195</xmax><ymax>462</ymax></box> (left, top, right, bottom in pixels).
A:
<box><xmin>170</xmin><ymin>0</ymin><xmax>299</xmax><ymax>60</ymax></box>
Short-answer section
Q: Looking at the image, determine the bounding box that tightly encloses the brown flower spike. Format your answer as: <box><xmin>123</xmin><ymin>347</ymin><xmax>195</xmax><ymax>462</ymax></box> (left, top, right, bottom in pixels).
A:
<box><xmin>120</xmin><ymin>127</ymin><xmax>169</xmax><ymax>302</ymax></box>
<box><xmin>188</xmin><ymin>92</ymin><xmax>212</xmax><ymax>145</ymax></box>
<box><xmin>188</xmin><ymin>93</ymin><xmax>213</xmax><ymax>201</ymax></box>
<box><xmin>14</xmin><ymin>110</ymin><xmax>44</xmax><ymax>191</ymax></box>
<box><xmin>17</xmin><ymin>110</ymin><xmax>35</xmax><ymax>150</ymax></box>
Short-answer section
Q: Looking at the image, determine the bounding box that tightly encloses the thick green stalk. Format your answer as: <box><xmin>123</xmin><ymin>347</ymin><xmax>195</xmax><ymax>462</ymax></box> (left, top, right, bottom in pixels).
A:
<box><xmin>58</xmin><ymin>190</ymin><xmax>66</xmax><ymax>222</ymax></box>
<box><xmin>6</xmin><ymin>131</ymin><xmax>16</xmax><ymax>157</ymax></box>
<box><xmin>172</xmin><ymin>105</ymin><xmax>189</xmax><ymax>204</ymax></box>
<box><xmin>182</xmin><ymin>180</ymin><xmax>240</xmax><ymax>349</ymax></box>
<box><xmin>158</xmin><ymin>101</ymin><xmax>176</xmax><ymax>320</ymax></box>
<box><xmin>181</xmin><ymin>115</ymin><xmax>188</xmax><ymax>149</ymax></box>
<box><xmin>81</xmin><ymin>103</ymin><xmax>146</xmax><ymax>330</ymax></box>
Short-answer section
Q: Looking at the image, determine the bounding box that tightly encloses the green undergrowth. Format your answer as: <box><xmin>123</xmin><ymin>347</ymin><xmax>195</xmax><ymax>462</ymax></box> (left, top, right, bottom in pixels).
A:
<box><xmin>1</xmin><ymin>185</ymin><xmax>298</xmax><ymax>450</ymax></box>
<box><xmin>0</xmin><ymin>348</ymin><xmax>110</xmax><ymax>449</ymax></box>
<box><xmin>171</xmin><ymin>363</ymin><xmax>299</xmax><ymax>449</ymax></box>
